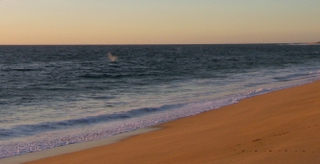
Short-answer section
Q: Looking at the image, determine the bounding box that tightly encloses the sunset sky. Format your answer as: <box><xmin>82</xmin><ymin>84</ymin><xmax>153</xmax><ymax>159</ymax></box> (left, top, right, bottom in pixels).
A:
<box><xmin>1</xmin><ymin>0</ymin><xmax>320</xmax><ymax>45</ymax></box>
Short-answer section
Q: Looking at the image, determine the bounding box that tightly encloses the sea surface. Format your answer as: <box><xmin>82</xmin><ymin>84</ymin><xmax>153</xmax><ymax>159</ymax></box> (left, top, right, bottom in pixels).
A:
<box><xmin>0</xmin><ymin>44</ymin><xmax>320</xmax><ymax>158</ymax></box>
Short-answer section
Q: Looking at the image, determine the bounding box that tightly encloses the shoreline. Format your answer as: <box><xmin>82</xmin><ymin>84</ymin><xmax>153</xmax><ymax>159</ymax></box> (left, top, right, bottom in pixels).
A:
<box><xmin>2</xmin><ymin>80</ymin><xmax>320</xmax><ymax>164</ymax></box>
<box><xmin>0</xmin><ymin>128</ymin><xmax>159</xmax><ymax>164</ymax></box>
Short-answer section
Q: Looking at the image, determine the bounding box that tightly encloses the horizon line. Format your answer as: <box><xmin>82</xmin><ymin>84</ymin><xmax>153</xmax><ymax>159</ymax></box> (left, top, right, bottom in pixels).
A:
<box><xmin>0</xmin><ymin>42</ymin><xmax>309</xmax><ymax>46</ymax></box>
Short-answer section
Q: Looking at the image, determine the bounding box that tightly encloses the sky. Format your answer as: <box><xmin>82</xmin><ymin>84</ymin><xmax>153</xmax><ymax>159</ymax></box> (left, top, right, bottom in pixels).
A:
<box><xmin>1</xmin><ymin>0</ymin><xmax>320</xmax><ymax>45</ymax></box>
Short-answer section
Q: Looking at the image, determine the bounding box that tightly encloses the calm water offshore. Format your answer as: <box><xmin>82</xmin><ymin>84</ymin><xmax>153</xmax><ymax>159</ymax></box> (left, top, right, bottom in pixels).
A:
<box><xmin>0</xmin><ymin>44</ymin><xmax>320</xmax><ymax>158</ymax></box>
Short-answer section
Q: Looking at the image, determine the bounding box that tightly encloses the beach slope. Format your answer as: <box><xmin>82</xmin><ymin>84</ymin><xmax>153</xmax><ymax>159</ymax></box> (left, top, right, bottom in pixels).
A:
<box><xmin>25</xmin><ymin>81</ymin><xmax>320</xmax><ymax>164</ymax></box>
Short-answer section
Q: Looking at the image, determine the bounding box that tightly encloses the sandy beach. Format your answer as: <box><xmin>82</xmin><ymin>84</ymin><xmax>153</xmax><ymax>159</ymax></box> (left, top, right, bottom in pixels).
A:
<box><xmin>15</xmin><ymin>81</ymin><xmax>320</xmax><ymax>163</ymax></box>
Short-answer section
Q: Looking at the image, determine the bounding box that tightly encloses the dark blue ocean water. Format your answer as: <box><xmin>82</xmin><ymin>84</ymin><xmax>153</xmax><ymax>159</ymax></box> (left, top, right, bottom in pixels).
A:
<box><xmin>0</xmin><ymin>44</ymin><xmax>320</xmax><ymax>158</ymax></box>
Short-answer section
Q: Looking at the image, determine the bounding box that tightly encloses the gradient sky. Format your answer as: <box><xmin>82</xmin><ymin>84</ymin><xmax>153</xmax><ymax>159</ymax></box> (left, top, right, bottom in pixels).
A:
<box><xmin>1</xmin><ymin>0</ymin><xmax>320</xmax><ymax>45</ymax></box>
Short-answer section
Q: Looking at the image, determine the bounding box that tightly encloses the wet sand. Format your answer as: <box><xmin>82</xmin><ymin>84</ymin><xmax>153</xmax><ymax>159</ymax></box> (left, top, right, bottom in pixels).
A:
<box><xmin>17</xmin><ymin>81</ymin><xmax>320</xmax><ymax>163</ymax></box>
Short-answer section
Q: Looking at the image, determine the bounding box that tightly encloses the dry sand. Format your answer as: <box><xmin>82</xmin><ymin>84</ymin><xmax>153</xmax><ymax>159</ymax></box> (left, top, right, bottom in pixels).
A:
<box><xmin>20</xmin><ymin>81</ymin><xmax>320</xmax><ymax>163</ymax></box>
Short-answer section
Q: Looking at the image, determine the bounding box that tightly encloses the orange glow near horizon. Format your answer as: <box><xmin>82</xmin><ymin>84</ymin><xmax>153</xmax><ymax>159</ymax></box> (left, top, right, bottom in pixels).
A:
<box><xmin>1</xmin><ymin>0</ymin><xmax>319</xmax><ymax>45</ymax></box>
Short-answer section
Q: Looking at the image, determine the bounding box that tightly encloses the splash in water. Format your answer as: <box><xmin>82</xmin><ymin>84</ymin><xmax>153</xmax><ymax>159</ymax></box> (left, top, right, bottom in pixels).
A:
<box><xmin>107</xmin><ymin>52</ymin><xmax>118</xmax><ymax>62</ymax></box>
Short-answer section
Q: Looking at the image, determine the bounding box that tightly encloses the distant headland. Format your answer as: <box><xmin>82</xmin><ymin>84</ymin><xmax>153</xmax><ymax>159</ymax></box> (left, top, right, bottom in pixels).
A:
<box><xmin>290</xmin><ymin>41</ymin><xmax>320</xmax><ymax>45</ymax></box>
<box><xmin>307</xmin><ymin>41</ymin><xmax>320</xmax><ymax>45</ymax></box>
<box><xmin>288</xmin><ymin>41</ymin><xmax>320</xmax><ymax>45</ymax></box>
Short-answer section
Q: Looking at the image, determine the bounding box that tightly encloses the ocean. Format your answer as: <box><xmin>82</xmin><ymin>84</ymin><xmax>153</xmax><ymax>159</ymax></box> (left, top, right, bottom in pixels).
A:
<box><xmin>0</xmin><ymin>44</ymin><xmax>320</xmax><ymax>158</ymax></box>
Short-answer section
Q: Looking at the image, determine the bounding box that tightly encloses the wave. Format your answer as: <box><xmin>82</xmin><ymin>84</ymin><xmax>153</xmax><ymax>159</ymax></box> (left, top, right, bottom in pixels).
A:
<box><xmin>0</xmin><ymin>104</ymin><xmax>183</xmax><ymax>139</ymax></box>
<box><xmin>273</xmin><ymin>71</ymin><xmax>320</xmax><ymax>82</ymax></box>
<box><xmin>79</xmin><ymin>73</ymin><xmax>152</xmax><ymax>79</ymax></box>
<box><xmin>1</xmin><ymin>68</ymin><xmax>41</xmax><ymax>72</ymax></box>
<box><xmin>309</xmin><ymin>70</ymin><xmax>320</xmax><ymax>75</ymax></box>
<box><xmin>0</xmin><ymin>97</ymin><xmax>240</xmax><ymax>158</ymax></box>
<box><xmin>80</xmin><ymin>74</ymin><xmax>122</xmax><ymax>79</ymax></box>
